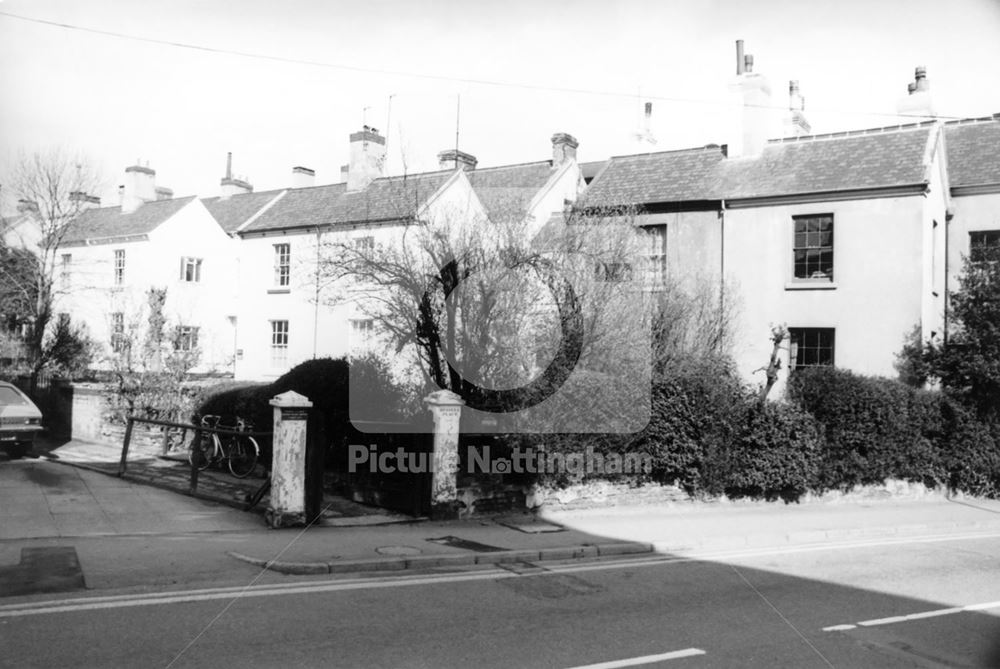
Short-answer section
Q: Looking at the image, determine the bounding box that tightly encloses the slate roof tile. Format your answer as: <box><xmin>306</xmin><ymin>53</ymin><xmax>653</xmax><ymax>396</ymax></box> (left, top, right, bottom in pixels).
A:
<box><xmin>944</xmin><ymin>116</ymin><xmax>1000</xmax><ymax>188</ymax></box>
<box><xmin>202</xmin><ymin>189</ymin><xmax>285</xmax><ymax>232</ymax></box>
<box><xmin>62</xmin><ymin>196</ymin><xmax>197</xmax><ymax>244</ymax></box>
<box><xmin>582</xmin><ymin>147</ymin><xmax>724</xmax><ymax>206</ymax></box>
<box><xmin>583</xmin><ymin>123</ymin><xmax>937</xmax><ymax>206</ymax></box>
<box><xmin>241</xmin><ymin>171</ymin><xmax>456</xmax><ymax>233</ymax></box>
<box><xmin>467</xmin><ymin>161</ymin><xmax>556</xmax><ymax>220</ymax></box>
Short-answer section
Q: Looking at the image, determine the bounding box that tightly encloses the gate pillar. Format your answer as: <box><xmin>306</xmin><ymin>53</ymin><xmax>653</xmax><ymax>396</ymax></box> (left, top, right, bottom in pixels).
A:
<box><xmin>424</xmin><ymin>390</ymin><xmax>464</xmax><ymax>519</ymax></box>
<box><xmin>266</xmin><ymin>390</ymin><xmax>313</xmax><ymax>528</ymax></box>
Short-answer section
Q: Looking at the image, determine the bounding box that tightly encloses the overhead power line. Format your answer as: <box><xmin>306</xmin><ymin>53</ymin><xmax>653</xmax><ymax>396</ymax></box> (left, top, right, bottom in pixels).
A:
<box><xmin>0</xmin><ymin>10</ymin><xmax>970</xmax><ymax>122</ymax></box>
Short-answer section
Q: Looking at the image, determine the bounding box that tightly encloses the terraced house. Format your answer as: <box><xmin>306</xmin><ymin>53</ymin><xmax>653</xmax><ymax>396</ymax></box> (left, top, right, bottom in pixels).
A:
<box><xmin>57</xmin><ymin>165</ymin><xmax>239</xmax><ymax>373</ymax></box>
<box><xmin>583</xmin><ymin>58</ymin><xmax>1000</xmax><ymax>394</ymax></box>
<box><xmin>53</xmin><ymin>54</ymin><xmax>998</xmax><ymax>392</ymax></box>
<box><xmin>203</xmin><ymin>127</ymin><xmax>585</xmax><ymax>380</ymax></box>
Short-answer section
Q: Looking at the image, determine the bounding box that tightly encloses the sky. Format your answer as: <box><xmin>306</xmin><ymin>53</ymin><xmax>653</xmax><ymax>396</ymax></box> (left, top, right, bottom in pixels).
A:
<box><xmin>2</xmin><ymin>0</ymin><xmax>999</xmax><ymax>208</ymax></box>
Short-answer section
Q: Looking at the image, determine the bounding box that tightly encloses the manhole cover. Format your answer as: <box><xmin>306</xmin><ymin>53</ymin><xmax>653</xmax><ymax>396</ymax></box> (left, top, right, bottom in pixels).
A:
<box><xmin>426</xmin><ymin>536</ymin><xmax>506</xmax><ymax>552</ymax></box>
<box><xmin>375</xmin><ymin>545</ymin><xmax>422</xmax><ymax>556</ymax></box>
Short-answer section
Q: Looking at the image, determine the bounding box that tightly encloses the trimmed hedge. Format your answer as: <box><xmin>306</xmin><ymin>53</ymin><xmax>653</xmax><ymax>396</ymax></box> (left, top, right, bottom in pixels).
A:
<box><xmin>538</xmin><ymin>364</ymin><xmax>999</xmax><ymax>501</ymax></box>
<box><xmin>706</xmin><ymin>402</ymin><xmax>822</xmax><ymax>501</ymax></box>
<box><xmin>788</xmin><ymin>367</ymin><xmax>998</xmax><ymax>496</ymax></box>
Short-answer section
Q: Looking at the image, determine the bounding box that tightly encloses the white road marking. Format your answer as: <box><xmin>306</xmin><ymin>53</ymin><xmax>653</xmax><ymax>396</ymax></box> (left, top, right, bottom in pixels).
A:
<box><xmin>3</xmin><ymin>530</ymin><xmax>1000</xmax><ymax>619</ymax></box>
<box><xmin>564</xmin><ymin>648</ymin><xmax>706</xmax><ymax>668</ymax></box>
<box><xmin>823</xmin><ymin>600</ymin><xmax>1000</xmax><ymax>632</ymax></box>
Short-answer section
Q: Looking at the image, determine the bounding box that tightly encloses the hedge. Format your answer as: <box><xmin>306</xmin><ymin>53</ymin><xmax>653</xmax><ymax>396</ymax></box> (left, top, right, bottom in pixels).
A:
<box><xmin>788</xmin><ymin>367</ymin><xmax>999</xmax><ymax>496</ymax></box>
<box><xmin>193</xmin><ymin>357</ymin><xmax>1000</xmax><ymax>500</ymax></box>
<box><xmin>192</xmin><ymin>356</ymin><xmax>413</xmax><ymax>467</ymax></box>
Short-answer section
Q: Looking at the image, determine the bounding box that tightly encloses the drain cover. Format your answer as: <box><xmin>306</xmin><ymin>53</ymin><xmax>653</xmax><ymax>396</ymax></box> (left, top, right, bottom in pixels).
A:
<box><xmin>426</xmin><ymin>536</ymin><xmax>506</xmax><ymax>552</ymax></box>
<box><xmin>375</xmin><ymin>545</ymin><xmax>422</xmax><ymax>556</ymax></box>
<box><xmin>0</xmin><ymin>546</ymin><xmax>86</xmax><ymax>597</ymax></box>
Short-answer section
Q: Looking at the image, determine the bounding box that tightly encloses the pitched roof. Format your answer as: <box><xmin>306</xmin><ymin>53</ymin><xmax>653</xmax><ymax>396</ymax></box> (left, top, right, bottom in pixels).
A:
<box><xmin>202</xmin><ymin>189</ymin><xmax>285</xmax><ymax>232</ymax></box>
<box><xmin>715</xmin><ymin>125</ymin><xmax>933</xmax><ymax>199</ymax></box>
<box><xmin>945</xmin><ymin>115</ymin><xmax>1000</xmax><ymax>189</ymax></box>
<box><xmin>583</xmin><ymin>123</ymin><xmax>936</xmax><ymax>206</ymax></box>
<box><xmin>62</xmin><ymin>196</ymin><xmax>197</xmax><ymax>244</ymax></box>
<box><xmin>579</xmin><ymin>160</ymin><xmax>608</xmax><ymax>182</ymax></box>
<box><xmin>582</xmin><ymin>146</ymin><xmax>724</xmax><ymax>206</ymax></box>
<box><xmin>241</xmin><ymin>170</ymin><xmax>457</xmax><ymax>233</ymax></box>
<box><xmin>466</xmin><ymin>161</ymin><xmax>557</xmax><ymax>221</ymax></box>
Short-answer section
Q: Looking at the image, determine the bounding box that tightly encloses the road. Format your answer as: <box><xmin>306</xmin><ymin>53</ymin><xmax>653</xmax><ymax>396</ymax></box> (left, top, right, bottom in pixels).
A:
<box><xmin>2</xmin><ymin>533</ymin><xmax>999</xmax><ymax>668</ymax></box>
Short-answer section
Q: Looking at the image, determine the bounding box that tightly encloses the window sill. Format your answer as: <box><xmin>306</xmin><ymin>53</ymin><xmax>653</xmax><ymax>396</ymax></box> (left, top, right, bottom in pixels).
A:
<box><xmin>785</xmin><ymin>281</ymin><xmax>837</xmax><ymax>291</ymax></box>
<box><xmin>267</xmin><ymin>288</ymin><xmax>291</xmax><ymax>295</ymax></box>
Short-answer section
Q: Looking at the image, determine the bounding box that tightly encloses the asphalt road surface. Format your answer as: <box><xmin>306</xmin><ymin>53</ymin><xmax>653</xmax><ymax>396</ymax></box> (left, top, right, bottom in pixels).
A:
<box><xmin>2</xmin><ymin>534</ymin><xmax>999</xmax><ymax>668</ymax></box>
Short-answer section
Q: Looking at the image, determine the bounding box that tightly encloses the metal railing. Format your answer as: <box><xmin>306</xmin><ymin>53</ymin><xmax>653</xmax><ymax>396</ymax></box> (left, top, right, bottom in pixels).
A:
<box><xmin>118</xmin><ymin>416</ymin><xmax>272</xmax><ymax>500</ymax></box>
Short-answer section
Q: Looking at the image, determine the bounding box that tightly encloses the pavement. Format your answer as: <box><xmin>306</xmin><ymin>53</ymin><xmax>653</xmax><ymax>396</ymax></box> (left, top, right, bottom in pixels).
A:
<box><xmin>4</xmin><ymin>436</ymin><xmax>1000</xmax><ymax>591</ymax></box>
<box><xmin>32</xmin><ymin>435</ymin><xmax>412</xmax><ymax>524</ymax></box>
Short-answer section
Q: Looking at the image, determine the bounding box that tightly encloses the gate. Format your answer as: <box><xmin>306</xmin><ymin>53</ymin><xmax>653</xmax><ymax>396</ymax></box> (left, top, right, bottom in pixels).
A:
<box><xmin>329</xmin><ymin>420</ymin><xmax>433</xmax><ymax>517</ymax></box>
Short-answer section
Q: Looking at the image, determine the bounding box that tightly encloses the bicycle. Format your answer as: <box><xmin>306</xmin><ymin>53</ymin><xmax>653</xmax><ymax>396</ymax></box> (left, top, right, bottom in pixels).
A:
<box><xmin>188</xmin><ymin>415</ymin><xmax>260</xmax><ymax>478</ymax></box>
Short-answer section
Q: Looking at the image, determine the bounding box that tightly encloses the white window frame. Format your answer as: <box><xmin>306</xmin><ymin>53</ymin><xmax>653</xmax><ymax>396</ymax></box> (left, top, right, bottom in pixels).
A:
<box><xmin>174</xmin><ymin>325</ymin><xmax>199</xmax><ymax>352</ymax></box>
<box><xmin>113</xmin><ymin>249</ymin><xmax>125</xmax><ymax>286</ymax></box>
<box><xmin>641</xmin><ymin>225</ymin><xmax>667</xmax><ymax>289</ymax></box>
<box><xmin>270</xmin><ymin>320</ymin><xmax>289</xmax><ymax>366</ymax></box>
<box><xmin>111</xmin><ymin>312</ymin><xmax>127</xmax><ymax>353</ymax></box>
<box><xmin>274</xmin><ymin>243</ymin><xmax>291</xmax><ymax>287</ymax></box>
<box><xmin>791</xmin><ymin>214</ymin><xmax>834</xmax><ymax>283</ymax></box>
<box><xmin>788</xmin><ymin>327</ymin><xmax>836</xmax><ymax>369</ymax></box>
<box><xmin>179</xmin><ymin>257</ymin><xmax>203</xmax><ymax>283</ymax></box>
<box><xmin>349</xmin><ymin>318</ymin><xmax>375</xmax><ymax>351</ymax></box>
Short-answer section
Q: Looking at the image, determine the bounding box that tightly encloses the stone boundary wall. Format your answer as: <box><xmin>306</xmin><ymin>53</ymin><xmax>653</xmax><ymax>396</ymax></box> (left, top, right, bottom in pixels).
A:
<box><xmin>526</xmin><ymin>480</ymin><xmax>692</xmax><ymax>512</ymax></box>
<box><xmin>523</xmin><ymin>478</ymin><xmax>952</xmax><ymax>513</ymax></box>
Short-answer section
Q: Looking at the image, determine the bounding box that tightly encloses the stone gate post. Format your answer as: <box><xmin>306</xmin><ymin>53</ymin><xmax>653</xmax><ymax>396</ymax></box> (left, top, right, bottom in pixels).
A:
<box><xmin>424</xmin><ymin>389</ymin><xmax>465</xmax><ymax>519</ymax></box>
<box><xmin>266</xmin><ymin>390</ymin><xmax>313</xmax><ymax>529</ymax></box>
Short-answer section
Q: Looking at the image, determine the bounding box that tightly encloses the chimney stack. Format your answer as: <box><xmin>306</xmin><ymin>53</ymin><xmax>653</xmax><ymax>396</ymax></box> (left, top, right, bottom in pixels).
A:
<box><xmin>437</xmin><ymin>149</ymin><xmax>478</xmax><ymax>171</ymax></box>
<box><xmin>122</xmin><ymin>163</ymin><xmax>157</xmax><ymax>213</ymax></box>
<box><xmin>897</xmin><ymin>66</ymin><xmax>935</xmax><ymax>118</ymax></box>
<box><xmin>16</xmin><ymin>199</ymin><xmax>38</xmax><ymax>214</ymax></box>
<box><xmin>220</xmin><ymin>152</ymin><xmax>253</xmax><ymax>198</ymax></box>
<box><xmin>551</xmin><ymin>132</ymin><xmax>579</xmax><ymax>165</ymax></box>
<box><xmin>69</xmin><ymin>191</ymin><xmax>101</xmax><ymax>210</ymax></box>
<box><xmin>783</xmin><ymin>80</ymin><xmax>811</xmax><ymax>138</ymax></box>
<box><xmin>727</xmin><ymin>40</ymin><xmax>773</xmax><ymax>158</ymax></box>
<box><xmin>291</xmin><ymin>166</ymin><xmax>315</xmax><ymax>189</ymax></box>
<box><xmin>155</xmin><ymin>187</ymin><xmax>173</xmax><ymax>201</ymax></box>
<box><xmin>346</xmin><ymin>126</ymin><xmax>387</xmax><ymax>192</ymax></box>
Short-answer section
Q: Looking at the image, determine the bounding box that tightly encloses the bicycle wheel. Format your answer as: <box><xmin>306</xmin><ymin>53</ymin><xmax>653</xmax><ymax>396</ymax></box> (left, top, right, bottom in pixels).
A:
<box><xmin>189</xmin><ymin>437</ymin><xmax>213</xmax><ymax>471</ymax></box>
<box><xmin>228</xmin><ymin>435</ymin><xmax>259</xmax><ymax>478</ymax></box>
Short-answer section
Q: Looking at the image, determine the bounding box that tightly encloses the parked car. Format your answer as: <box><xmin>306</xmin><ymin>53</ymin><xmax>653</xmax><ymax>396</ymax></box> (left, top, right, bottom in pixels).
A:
<box><xmin>0</xmin><ymin>381</ymin><xmax>43</xmax><ymax>458</ymax></box>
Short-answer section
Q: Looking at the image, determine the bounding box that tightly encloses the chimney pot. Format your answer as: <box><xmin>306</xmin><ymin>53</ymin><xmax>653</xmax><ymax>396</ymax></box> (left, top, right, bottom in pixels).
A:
<box><xmin>220</xmin><ymin>153</ymin><xmax>252</xmax><ymax>198</ymax></box>
<box><xmin>736</xmin><ymin>39</ymin><xmax>745</xmax><ymax>75</ymax></box>
<box><xmin>727</xmin><ymin>42</ymin><xmax>772</xmax><ymax>157</ymax></box>
<box><xmin>897</xmin><ymin>66</ymin><xmax>934</xmax><ymax>116</ymax></box>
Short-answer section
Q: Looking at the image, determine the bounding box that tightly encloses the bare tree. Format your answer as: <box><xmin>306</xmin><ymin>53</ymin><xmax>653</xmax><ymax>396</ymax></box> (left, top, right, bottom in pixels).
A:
<box><xmin>1</xmin><ymin>148</ymin><xmax>101</xmax><ymax>389</ymax></box>
<box><xmin>318</xmin><ymin>191</ymin><xmax>652</xmax><ymax>418</ymax></box>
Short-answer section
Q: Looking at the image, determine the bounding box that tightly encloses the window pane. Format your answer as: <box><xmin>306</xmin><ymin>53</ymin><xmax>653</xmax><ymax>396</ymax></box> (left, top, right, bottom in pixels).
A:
<box><xmin>793</xmin><ymin>215</ymin><xmax>833</xmax><ymax>281</ymax></box>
